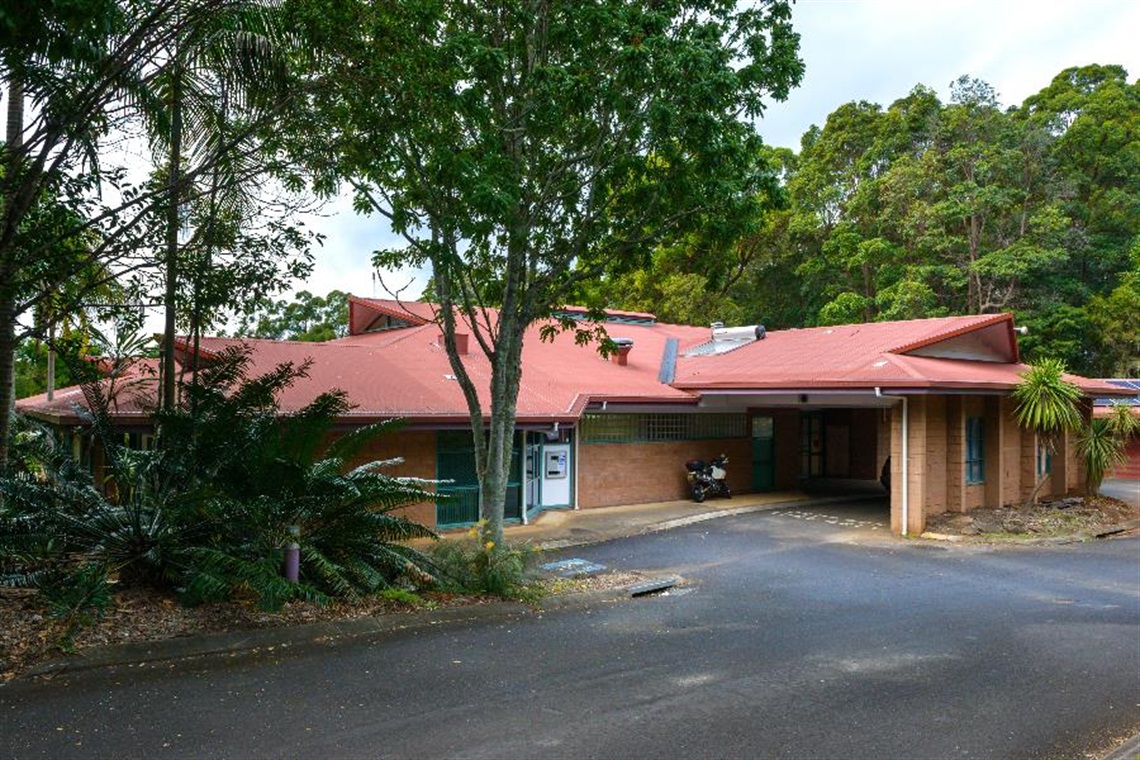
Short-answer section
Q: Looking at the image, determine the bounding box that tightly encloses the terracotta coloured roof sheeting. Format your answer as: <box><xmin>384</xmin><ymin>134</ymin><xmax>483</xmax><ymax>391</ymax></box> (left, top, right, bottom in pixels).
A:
<box><xmin>17</xmin><ymin>304</ymin><xmax>1127</xmax><ymax>425</ymax></box>
<box><xmin>671</xmin><ymin>314</ymin><xmax>1120</xmax><ymax>395</ymax></box>
<box><xmin>15</xmin><ymin>359</ymin><xmax>161</xmax><ymax>422</ymax></box>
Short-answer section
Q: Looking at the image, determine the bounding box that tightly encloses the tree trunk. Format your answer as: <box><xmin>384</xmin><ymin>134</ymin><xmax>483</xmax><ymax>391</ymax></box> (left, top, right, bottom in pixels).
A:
<box><xmin>1</xmin><ymin>75</ymin><xmax>25</xmax><ymax>470</ymax></box>
<box><xmin>0</xmin><ymin>296</ymin><xmax>17</xmax><ymax>471</ymax></box>
<box><xmin>478</xmin><ymin>316</ymin><xmax>525</xmax><ymax>547</ymax></box>
<box><xmin>161</xmin><ymin>63</ymin><xmax>183</xmax><ymax>412</ymax></box>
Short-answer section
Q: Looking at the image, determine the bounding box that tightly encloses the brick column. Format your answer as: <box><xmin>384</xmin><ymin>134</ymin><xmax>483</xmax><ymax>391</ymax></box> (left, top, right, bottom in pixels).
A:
<box><xmin>946</xmin><ymin>396</ymin><xmax>966</xmax><ymax>513</ymax></box>
<box><xmin>890</xmin><ymin>396</ymin><xmax>928</xmax><ymax>535</ymax></box>
<box><xmin>983</xmin><ymin>396</ymin><xmax>1004</xmax><ymax>508</ymax></box>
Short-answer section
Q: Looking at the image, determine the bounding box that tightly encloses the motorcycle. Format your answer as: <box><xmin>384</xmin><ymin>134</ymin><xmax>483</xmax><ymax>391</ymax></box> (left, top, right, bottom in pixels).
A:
<box><xmin>685</xmin><ymin>454</ymin><xmax>731</xmax><ymax>503</ymax></box>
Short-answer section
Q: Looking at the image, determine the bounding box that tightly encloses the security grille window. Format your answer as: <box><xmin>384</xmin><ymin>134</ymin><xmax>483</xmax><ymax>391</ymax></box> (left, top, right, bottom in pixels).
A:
<box><xmin>800</xmin><ymin>412</ymin><xmax>823</xmax><ymax>477</ymax></box>
<box><xmin>966</xmin><ymin>417</ymin><xmax>985</xmax><ymax>484</ymax></box>
<box><xmin>581</xmin><ymin>413</ymin><xmax>746</xmax><ymax>443</ymax></box>
<box><xmin>436</xmin><ymin>432</ymin><xmax>523</xmax><ymax>526</ymax></box>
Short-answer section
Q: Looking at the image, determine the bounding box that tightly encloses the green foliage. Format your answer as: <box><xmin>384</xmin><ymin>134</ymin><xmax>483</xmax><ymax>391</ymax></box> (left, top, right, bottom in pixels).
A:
<box><xmin>1077</xmin><ymin>418</ymin><xmax>1128</xmax><ymax>495</ymax></box>
<box><xmin>38</xmin><ymin>562</ymin><xmax>113</xmax><ymax>626</ymax></box>
<box><xmin>377</xmin><ymin>587</ymin><xmax>425</xmax><ymax>607</ymax></box>
<box><xmin>1104</xmin><ymin>403</ymin><xmax>1140</xmax><ymax>439</ymax></box>
<box><xmin>235</xmin><ymin>290</ymin><xmax>349</xmax><ymax>341</ymax></box>
<box><xmin>1085</xmin><ymin>250</ymin><xmax>1140</xmax><ymax>376</ymax></box>
<box><xmin>1012</xmin><ymin>359</ymin><xmax>1084</xmax><ymax>437</ymax></box>
<box><xmin>0</xmin><ymin>347</ymin><xmax>439</xmax><ymax>613</ymax></box>
<box><xmin>598</xmin><ymin>65</ymin><xmax>1136</xmax><ymax>377</ymax></box>
<box><xmin>426</xmin><ymin>527</ymin><xmax>542</xmax><ymax>601</ymax></box>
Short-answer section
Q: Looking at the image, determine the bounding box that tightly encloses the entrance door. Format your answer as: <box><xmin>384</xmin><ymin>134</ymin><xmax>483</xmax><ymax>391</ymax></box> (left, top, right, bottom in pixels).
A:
<box><xmin>751</xmin><ymin>415</ymin><xmax>775</xmax><ymax>492</ymax></box>
<box><xmin>525</xmin><ymin>438</ymin><xmax>542</xmax><ymax>518</ymax></box>
<box><xmin>436</xmin><ymin>431</ymin><xmax>524</xmax><ymax>527</ymax></box>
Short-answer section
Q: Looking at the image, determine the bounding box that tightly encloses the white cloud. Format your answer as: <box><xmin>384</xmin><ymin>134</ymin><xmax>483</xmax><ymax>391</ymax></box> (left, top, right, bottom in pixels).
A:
<box><xmin>759</xmin><ymin>0</ymin><xmax>1140</xmax><ymax>149</ymax></box>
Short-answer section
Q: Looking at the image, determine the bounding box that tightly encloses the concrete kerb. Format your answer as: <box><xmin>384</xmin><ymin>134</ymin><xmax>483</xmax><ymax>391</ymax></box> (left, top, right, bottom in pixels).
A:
<box><xmin>19</xmin><ymin>591</ymin><xmax>633</xmax><ymax>682</ymax></box>
<box><xmin>1102</xmin><ymin>731</ymin><xmax>1140</xmax><ymax>760</ymax></box>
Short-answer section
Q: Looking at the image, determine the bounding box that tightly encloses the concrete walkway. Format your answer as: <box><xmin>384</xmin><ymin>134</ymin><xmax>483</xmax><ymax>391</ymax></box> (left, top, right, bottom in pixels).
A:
<box><xmin>438</xmin><ymin>489</ymin><xmax>886</xmax><ymax>549</ymax></box>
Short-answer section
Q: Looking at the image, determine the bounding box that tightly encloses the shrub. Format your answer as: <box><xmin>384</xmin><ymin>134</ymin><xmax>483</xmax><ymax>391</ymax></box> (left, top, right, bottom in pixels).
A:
<box><xmin>426</xmin><ymin>524</ymin><xmax>542</xmax><ymax>601</ymax></box>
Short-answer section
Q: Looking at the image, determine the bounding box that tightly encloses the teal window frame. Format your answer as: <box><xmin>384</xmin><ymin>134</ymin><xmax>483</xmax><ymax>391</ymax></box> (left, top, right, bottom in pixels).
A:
<box><xmin>966</xmin><ymin>417</ymin><xmax>985</xmax><ymax>484</ymax></box>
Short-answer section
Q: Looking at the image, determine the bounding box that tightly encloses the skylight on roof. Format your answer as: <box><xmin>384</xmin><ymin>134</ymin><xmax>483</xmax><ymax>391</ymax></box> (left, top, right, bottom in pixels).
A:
<box><xmin>552</xmin><ymin>307</ymin><xmax>656</xmax><ymax>326</ymax></box>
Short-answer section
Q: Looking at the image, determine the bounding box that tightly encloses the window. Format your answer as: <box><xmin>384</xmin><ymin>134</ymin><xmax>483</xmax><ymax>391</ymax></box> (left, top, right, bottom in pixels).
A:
<box><xmin>966</xmin><ymin>417</ymin><xmax>984</xmax><ymax>484</ymax></box>
<box><xmin>581</xmin><ymin>413</ymin><xmax>746</xmax><ymax>444</ymax></box>
<box><xmin>1037</xmin><ymin>439</ymin><xmax>1052</xmax><ymax>477</ymax></box>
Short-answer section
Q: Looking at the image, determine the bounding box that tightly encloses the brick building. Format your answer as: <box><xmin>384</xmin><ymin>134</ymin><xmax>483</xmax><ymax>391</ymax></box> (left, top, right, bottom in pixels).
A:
<box><xmin>17</xmin><ymin>297</ymin><xmax>1129</xmax><ymax>535</ymax></box>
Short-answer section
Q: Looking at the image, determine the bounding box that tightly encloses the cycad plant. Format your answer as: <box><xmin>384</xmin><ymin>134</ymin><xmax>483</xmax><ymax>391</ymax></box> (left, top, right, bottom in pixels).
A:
<box><xmin>159</xmin><ymin>346</ymin><xmax>439</xmax><ymax>608</ymax></box>
<box><xmin>0</xmin><ymin>344</ymin><xmax>438</xmax><ymax>613</ymax></box>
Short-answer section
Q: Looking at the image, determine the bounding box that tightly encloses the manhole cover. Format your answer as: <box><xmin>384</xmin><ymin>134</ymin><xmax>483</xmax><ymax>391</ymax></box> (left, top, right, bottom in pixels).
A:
<box><xmin>541</xmin><ymin>558</ymin><xmax>608</xmax><ymax>577</ymax></box>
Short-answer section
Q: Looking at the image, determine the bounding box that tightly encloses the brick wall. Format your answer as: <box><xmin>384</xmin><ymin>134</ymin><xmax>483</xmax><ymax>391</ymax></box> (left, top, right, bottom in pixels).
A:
<box><xmin>346</xmin><ymin>430</ymin><xmax>439</xmax><ymax>527</ymax></box>
<box><xmin>578</xmin><ymin>438</ymin><xmax>752</xmax><ymax>508</ymax></box>
<box><xmin>848</xmin><ymin>408</ymin><xmax>881</xmax><ymax>480</ymax></box>
<box><xmin>925</xmin><ymin>395</ymin><xmax>948</xmax><ymax>515</ymax></box>
<box><xmin>1000</xmin><ymin>397</ymin><xmax>1024</xmax><ymax>506</ymax></box>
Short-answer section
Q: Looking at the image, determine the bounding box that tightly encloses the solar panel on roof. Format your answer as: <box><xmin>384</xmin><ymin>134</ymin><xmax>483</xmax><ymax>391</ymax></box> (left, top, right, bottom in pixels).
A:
<box><xmin>1093</xmin><ymin>379</ymin><xmax>1140</xmax><ymax>406</ymax></box>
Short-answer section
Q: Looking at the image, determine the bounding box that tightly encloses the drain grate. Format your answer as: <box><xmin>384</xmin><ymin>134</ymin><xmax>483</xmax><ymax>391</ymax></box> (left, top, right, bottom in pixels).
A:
<box><xmin>628</xmin><ymin>577</ymin><xmax>679</xmax><ymax>597</ymax></box>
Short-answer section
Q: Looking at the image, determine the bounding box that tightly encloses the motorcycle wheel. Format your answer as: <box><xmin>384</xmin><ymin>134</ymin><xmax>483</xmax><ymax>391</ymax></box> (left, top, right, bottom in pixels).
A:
<box><xmin>692</xmin><ymin>485</ymin><xmax>707</xmax><ymax>503</ymax></box>
<box><xmin>723</xmin><ymin>486</ymin><xmax>732</xmax><ymax>498</ymax></box>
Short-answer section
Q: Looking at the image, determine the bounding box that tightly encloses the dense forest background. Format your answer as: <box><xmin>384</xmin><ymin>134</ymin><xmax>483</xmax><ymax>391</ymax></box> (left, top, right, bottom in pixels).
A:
<box><xmin>588</xmin><ymin>64</ymin><xmax>1138</xmax><ymax>378</ymax></box>
<box><xmin>12</xmin><ymin>62</ymin><xmax>1139</xmax><ymax>400</ymax></box>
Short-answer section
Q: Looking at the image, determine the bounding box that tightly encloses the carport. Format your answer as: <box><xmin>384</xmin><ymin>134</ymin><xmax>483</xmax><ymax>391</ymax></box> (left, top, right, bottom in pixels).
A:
<box><xmin>696</xmin><ymin>390</ymin><xmax>896</xmax><ymax>526</ymax></box>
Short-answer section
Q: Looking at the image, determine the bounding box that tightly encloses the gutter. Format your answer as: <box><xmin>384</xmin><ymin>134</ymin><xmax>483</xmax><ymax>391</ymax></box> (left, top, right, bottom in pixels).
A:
<box><xmin>876</xmin><ymin>387</ymin><xmax>909</xmax><ymax>536</ymax></box>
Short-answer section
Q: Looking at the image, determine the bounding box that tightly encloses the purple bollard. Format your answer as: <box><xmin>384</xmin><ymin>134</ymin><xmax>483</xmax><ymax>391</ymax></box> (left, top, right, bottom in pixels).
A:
<box><xmin>284</xmin><ymin>525</ymin><xmax>300</xmax><ymax>583</ymax></box>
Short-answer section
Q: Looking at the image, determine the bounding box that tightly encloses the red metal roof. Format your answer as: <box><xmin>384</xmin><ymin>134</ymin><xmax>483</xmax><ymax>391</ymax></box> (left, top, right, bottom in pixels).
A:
<box><xmin>16</xmin><ymin>303</ymin><xmax>1126</xmax><ymax>425</ymax></box>
<box><xmin>671</xmin><ymin>314</ymin><xmax>1120</xmax><ymax>396</ymax></box>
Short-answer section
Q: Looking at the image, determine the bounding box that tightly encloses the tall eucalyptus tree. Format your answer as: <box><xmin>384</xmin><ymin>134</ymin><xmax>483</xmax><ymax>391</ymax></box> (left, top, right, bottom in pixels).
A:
<box><xmin>288</xmin><ymin>0</ymin><xmax>804</xmax><ymax>545</ymax></box>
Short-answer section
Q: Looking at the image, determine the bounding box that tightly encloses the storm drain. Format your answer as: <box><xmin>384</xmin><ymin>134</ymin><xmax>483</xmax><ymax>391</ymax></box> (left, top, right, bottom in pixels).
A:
<box><xmin>628</xmin><ymin>577</ymin><xmax>679</xmax><ymax>597</ymax></box>
<box><xmin>540</xmin><ymin>558</ymin><xmax>608</xmax><ymax>577</ymax></box>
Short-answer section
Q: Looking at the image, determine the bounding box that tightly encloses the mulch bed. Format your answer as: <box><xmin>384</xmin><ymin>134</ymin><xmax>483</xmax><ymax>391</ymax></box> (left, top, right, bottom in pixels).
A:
<box><xmin>923</xmin><ymin>494</ymin><xmax>1138</xmax><ymax>541</ymax></box>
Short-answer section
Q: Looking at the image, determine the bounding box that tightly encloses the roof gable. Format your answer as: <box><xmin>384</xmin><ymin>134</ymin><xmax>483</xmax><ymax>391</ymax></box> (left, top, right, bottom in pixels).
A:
<box><xmin>672</xmin><ymin>314</ymin><xmax>1028</xmax><ymax>391</ymax></box>
<box><xmin>348</xmin><ymin>296</ymin><xmax>435</xmax><ymax>335</ymax></box>
<box><xmin>890</xmin><ymin>313</ymin><xmax>1017</xmax><ymax>363</ymax></box>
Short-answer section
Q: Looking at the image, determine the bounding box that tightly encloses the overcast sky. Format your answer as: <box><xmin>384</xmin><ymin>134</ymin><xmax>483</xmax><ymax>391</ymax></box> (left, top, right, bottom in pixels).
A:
<box><xmin>294</xmin><ymin>0</ymin><xmax>1140</xmax><ymax>304</ymax></box>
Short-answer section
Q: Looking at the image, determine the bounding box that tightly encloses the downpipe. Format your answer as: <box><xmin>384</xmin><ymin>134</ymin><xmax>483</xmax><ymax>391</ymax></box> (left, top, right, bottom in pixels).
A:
<box><xmin>875</xmin><ymin>388</ymin><xmax>909</xmax><ymax>536</ymax></box>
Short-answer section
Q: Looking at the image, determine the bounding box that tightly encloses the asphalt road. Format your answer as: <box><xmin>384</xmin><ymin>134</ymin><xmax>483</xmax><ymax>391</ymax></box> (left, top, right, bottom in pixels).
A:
<box><xmin>3</xmin><ymin>501</ymin><xmax>1139</xmax><ymax>759</ymax></box>
<box><xmin>1101</xmin><ymin>477</ymin><xmax>1139</xmax><ymax>509</ymax></box>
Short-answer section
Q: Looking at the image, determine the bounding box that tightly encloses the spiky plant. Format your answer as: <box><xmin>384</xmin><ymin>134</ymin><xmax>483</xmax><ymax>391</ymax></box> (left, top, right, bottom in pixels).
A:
<box><xmin>1077</xmin><ymin>418</ymin><xmax>1129</xmax><ymax>496</ymax></box>
<box><xmin>154</xmin><ymin>346</ymin><xmax>439</xmax><ymax>609</ymax></box>
<box><xmin>1012</xmin><ymin>359</ymin><xmax>1084</xmax><ymax>506</ymax></box>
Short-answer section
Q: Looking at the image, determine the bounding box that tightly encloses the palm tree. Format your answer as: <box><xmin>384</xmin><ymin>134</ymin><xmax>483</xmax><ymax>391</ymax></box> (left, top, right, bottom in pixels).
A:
<box><xmin>146</xmin><ymin>0</ymin><xmax>298</xmax><ymax>412</ymax></box>
<box><xmin>1012</xmin><ymin>359</ymin><xmax>1083</xmax><ymax>505</ymax></box>
<box><xmin>1014</xmin><ymin>360</ymin><xmax>1135</xmax><ymax>501</ymax></box>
